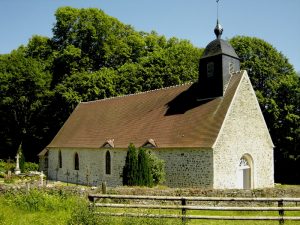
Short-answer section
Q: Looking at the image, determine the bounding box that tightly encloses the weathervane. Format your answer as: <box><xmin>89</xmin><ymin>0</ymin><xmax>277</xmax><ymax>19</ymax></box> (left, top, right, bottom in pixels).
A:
<box><xmin>216</xmin><ymin>0</ymin><xmax>220</xmax><ymax>21</ymax></box>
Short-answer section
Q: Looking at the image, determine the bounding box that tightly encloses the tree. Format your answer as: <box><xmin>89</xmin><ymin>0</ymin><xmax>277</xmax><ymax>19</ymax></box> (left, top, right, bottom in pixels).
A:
<box><xmin>123</xmin><ymin>144</ymin><xmax>165</xmax><ymax>187</ymax></box>
<box><xmin>0</xmin><ymin>49</ymin><xmax>51</xmax><ymax>160</ymax></box>
<box><xmin>123</xmin><ymin>144</ymin><xmax>138</xmax><ymax>186</ymax></box>
<box><xmin>230</xmin><ymin>36</ymin><xmax>300</xmax><ymax>183</ymax></box>
<box><xmin>52</xmin><ymin>7</ymin><xmax>137</xmax><ymax>71</ymax></box>
<box><xmin>137</xmin><ymin>148</ymin><xmax>153</xmax><ymax>187</ymax></box>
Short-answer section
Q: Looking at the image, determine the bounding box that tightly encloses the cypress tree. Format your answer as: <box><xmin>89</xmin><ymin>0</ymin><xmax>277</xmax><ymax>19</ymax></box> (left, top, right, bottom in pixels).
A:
<box><xmin>137</xmin><ymin>148</ymin><xmax>153</xmax><ymax>187</ymax></box>
<box><xmin>122</xmin><ymin>143</ymin><xmax>138</xmax><ymax>186</ymax></box>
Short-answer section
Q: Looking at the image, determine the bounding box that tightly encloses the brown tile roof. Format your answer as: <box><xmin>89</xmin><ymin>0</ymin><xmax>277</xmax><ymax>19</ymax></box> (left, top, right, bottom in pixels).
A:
<box><xmin>48</xmin><ymin>71</ymin><xmax>245</xmax><ymax>149</ymax></box>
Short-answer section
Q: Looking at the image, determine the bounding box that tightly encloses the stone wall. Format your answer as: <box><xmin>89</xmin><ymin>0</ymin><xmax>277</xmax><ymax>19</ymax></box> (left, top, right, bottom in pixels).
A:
<box><xmin>47</xmin><ymin>147</ymin><xmax>213</xmax><ymax>188</ymax></box>
<box><xmin>154</xmin><ymin>148</ymin><xmax>213</xmax><ymax>188</ymax></box>
<box><xmin>47</xmin><ymin>148</ymin><xmax>127</xmax><ymax>187</ymax></box>
<box><xmin>213</xmin><ymin>73</ymin><xmax>274</xmax><ymax>189</ymax></box>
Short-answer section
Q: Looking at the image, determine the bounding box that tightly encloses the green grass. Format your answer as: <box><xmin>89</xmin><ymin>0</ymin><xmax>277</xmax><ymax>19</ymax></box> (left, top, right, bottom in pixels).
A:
<box><xmin>0</xmin><ymin>186</ymin><xmax>300</xmax><ymax>225</ymax></box>
<box><xmin>92</xmin><ymin>205</ymin><xmax>300</xmax><ymax>225</ymax></box>
<box><xmin>0</xmin><ymin>189</ymin><xmax>82</xmax><ymax>225</ymax></box>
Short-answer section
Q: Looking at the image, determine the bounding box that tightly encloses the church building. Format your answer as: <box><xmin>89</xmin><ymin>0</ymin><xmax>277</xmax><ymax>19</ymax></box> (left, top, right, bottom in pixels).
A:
<box><xmin>39</xmin><ymin>21</ymin><xmax>274</xmax><ymax>189</ymax></box>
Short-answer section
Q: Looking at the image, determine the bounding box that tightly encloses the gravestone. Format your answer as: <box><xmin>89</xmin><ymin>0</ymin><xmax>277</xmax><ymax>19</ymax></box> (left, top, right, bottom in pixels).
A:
<box><xmin>39</xmin><ymin>171</ymin><xmax>45</xmax><ymax>186</ymax></box>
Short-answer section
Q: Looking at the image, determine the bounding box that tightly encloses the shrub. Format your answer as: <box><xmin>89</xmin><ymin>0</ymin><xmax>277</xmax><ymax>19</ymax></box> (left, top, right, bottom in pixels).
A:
<box><xmin>67</xmin><ymin>202</ymin><xmax>99</xmax><ymax>225</ymax></box>
<box><xmin>1</xmin><ymin>159</ymin><xmax>15</xmax><ymax>173</ymax></box>
<box><xmin>0</xmin><ymin>159</ymin><xmax>5</xmax><ymax>173</ymax></box>
<box><xmin>24</xmin><ymin>162</ymin><xmax>39</xmax><ymax>172</ymax></box>
<box><xmin>148</xmin><ymin>152</ymin><xmax>165</xmax><ymax>185</ymax></box>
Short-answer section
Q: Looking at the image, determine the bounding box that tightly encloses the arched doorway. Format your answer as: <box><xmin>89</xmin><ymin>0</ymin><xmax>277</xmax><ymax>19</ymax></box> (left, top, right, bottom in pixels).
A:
<box><xmin>237</xmin><ymin>155</ymin><xmax>253</xmax><ymax>189</ymax></box>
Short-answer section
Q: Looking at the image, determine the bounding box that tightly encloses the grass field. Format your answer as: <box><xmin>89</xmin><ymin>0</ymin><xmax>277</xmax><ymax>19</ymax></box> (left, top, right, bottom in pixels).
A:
<box><xmin>0</xmin><ymin>184</ymin><xmax>300</xmax><ymax>225</ymax></box>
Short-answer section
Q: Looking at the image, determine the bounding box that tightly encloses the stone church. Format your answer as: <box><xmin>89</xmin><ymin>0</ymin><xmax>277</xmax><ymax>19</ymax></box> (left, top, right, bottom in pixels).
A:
<box><xmin>39</xmin><ymin>21</ymin><xmax>274</xmax><ymax>189</ymax></box>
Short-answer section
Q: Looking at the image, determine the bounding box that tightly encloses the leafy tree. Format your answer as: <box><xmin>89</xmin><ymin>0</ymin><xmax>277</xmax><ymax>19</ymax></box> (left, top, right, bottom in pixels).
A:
<box><xmin>26</xmin><ymin>35</ymin><xmax>54</xmax><ymax>63</ymax></box>
<box><xmin>54</xmin><ymin>68</ymin><xmax>117</xmax><ymax>112</ymax></box>
<box><xmin>115</xmin><ymin>63</ymin><xmax>144</xmax><ymax>95</ymax></box>
<box><xmin>0</xmin><ymin>49</ymin><xmax>51</xmax><ymax>159</ymax></box>
<box><xmin>52</xmin><ymin>45</ymin><xmax>89</xmax><ymax>87</ymax></box>
<box><xmin>230</xmin><ymin>36</ymin><xmax>300</xmax><ymax>183</ymax></box>
<box><xmin>123</xmin><ymin>143</ymin><xmax>138</xmax><ymax>186</ymax></box>
<box><xmin>52</xmin><ymin>7</ymin><xmax>137</xmax><ymax>71</ymax></box>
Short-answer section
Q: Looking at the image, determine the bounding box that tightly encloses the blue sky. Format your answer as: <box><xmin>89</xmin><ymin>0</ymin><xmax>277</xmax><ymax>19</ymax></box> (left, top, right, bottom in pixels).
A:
<box><xmin>0</xmin><ymin>0</ymin><xmax>299</xmax><ymax>72</ymax></box>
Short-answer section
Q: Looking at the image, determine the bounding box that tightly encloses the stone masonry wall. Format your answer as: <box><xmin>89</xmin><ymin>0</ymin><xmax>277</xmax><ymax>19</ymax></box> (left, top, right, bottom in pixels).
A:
<box><xmin>154</xmin><ymin>148</ymin><xmax>213</xmax><ymax>188</ymax></box>
<box><xmin>47</xmin><ymin>147</ymin><xmax>213</xmax><ymax>188</ymax></box>
<box><xmin>213</xmin><ymin>73</ymin><xmax>274</xmax><ymax>189</ymax></box>
<box><xmin>48</xmin><ymin>148</ymin><xmax>127</xmax><ymax>187</ymax></box>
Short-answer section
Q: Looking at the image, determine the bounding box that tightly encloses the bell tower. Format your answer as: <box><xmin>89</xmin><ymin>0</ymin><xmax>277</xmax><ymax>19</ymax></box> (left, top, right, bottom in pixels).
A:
<box><xmin>198</xmin><ymin>20</ymin><xmax>240</xmax><ymax>98</ymax></box>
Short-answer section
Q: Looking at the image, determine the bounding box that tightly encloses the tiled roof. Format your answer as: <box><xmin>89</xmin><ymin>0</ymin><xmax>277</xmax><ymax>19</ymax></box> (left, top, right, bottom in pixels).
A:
<box><xmin>48</xmin><ymin>71</ymin><xmax>245</xmax><ymax>149</ymax></box>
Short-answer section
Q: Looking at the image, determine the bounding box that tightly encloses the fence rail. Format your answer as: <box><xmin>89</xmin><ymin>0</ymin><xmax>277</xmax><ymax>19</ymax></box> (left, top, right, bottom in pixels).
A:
<box><xmin>88</xmin><ymin>194</ymin><xmax>300</xmax><ymax>224</ymax></box>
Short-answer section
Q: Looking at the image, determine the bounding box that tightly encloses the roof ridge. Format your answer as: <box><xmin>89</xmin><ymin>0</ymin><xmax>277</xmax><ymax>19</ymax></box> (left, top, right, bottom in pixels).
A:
<box><xmin>81</xmin><ymin>81</ymin><xmax>195</xmax><ymax>104</ymax></box>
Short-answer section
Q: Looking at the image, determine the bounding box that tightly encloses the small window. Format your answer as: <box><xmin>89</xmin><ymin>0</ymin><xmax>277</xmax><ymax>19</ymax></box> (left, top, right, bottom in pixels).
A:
<box><xmin>74</xmin><ymin>152</ymin><xmax>79</xmax><ymax>170</ymax></box>
<box><xmin>207</xmin><ymin>62</ymin><xmax>214</xmax><ymax>77</ymax></box>
<box><xmin>44</xmin><ymin>151</ymin><xmax>49</xmax><ymax>169</ymax></box>
<box><xmin>58</xmin><ymin>150</ymin><xmax>62</xmax><ymax>168</ymax></box>
<box><xmin>105</xmin><ymin>151</ymin><xmax>111</xmax><ymax>175</ymax></box>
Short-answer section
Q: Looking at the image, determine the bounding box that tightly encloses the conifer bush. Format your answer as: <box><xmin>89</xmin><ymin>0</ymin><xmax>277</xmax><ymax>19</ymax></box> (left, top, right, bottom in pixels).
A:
<box><xmin>123</xmin><ymin>144</ymin><xmax>165</xmax><ymax>187</ymax></box>
<box><xmin>137</xmin><ymin>148</ymin><xmax>153</xmax><ymax>187</ymax></box>
<box><xmin>123</xmin><ymin>143</ymin><xmax>138</xmax><ymax>186</ymax></box>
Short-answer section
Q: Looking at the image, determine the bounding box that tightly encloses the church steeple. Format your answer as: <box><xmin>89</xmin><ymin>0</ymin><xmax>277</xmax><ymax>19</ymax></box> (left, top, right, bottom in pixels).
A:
<box><xmin>198</xmin><ymin>18</ymin><xmax>240</xmax><ymax>98</ymax></box>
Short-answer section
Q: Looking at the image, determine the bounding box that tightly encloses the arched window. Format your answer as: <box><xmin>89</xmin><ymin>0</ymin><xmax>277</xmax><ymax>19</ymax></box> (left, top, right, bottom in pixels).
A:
<box><xmin>105</xmin><ymin>151</ymin><xmax>111</xmax><ymax>175</ymax></box>
<box><xmin>58</xmin><ymin>150</ymin><xmax>62</xmax><ymax>168</ymax></box>
<box><xmin>74</xmin><ymin>152</ymin><xmax>79</xmax><ymax>170</ymax></box>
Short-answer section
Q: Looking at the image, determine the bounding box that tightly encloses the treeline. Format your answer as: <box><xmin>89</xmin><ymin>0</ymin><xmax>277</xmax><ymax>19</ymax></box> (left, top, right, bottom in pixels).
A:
<box><xmin>0</xmin><ymin>7</ymin><xmax>203</xmax><ymax>161</ymax></box>
<box><xmin>0</xmin><ymin>7</ymin><xmax>299</xmax><ymax>183</ymax></box>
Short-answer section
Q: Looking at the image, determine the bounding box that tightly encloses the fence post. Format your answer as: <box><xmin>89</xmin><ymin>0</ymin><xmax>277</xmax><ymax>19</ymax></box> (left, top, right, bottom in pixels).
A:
<box><xmin>181</xmin><ymin>198</ymin><xmax>187</xmax><ymax>224</ymax></box>
<box><xmin>278</xmin><ymin>200</ymin><xmax>284</xmax><ymax>225</ymax></box>
<box><xmin>88</xmin><ymin>195</ymin><xmax>95</xmax><ymax>212</ymax></box>
<box><xmin>102</xmin><ymin>182</ymin><xmax>107</xmax><ymax>194</ymax></box>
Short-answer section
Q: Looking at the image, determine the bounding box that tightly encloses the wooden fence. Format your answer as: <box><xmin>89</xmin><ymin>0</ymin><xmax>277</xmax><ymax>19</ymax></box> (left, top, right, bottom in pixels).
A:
<box><xmin>88</xmin><ymin>194</ymin><xmax>300</xmax><ymax>224</ymax></box>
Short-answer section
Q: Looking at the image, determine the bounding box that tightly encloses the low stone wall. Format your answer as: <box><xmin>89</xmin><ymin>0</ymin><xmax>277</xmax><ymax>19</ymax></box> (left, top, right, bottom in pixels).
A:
<box><xmin>107</xmin><ymin>186</ymin><xmax>300</xmax><ymax>198</ymax></box>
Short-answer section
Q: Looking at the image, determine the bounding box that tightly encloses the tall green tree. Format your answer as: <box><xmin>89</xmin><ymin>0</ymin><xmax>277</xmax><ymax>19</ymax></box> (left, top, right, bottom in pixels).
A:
<box><xmin>0</xmin><ymin>49</ymin><xmax>51</xmax><ymax>159</ymax></box>
<box><xmin>137</xmin><ymin>148</ymin><xmax>153</xmax><ymax>187</ymax></box>
<box><xmin>123</xmin><ymin>144</ymin><xmax>138</xmax><ymax>186</ymax></box>
<box><xmin>230</xmin><ymin>36</ymin><xmax>300</xmax><ymax>183</ymax></box>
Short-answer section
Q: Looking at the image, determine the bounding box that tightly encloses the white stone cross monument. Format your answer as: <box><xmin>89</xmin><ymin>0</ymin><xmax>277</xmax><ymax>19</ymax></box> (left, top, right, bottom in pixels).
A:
<box><xmin>39</xmin><ymin>171</ymin><xmax>45</xmax><ymax>186</ymax></box>
<box><xmin>14</xmin><ymin>153</ymin><xmax>21</xmax><ymax>175</ymax></box>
